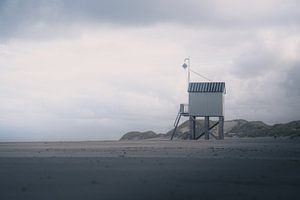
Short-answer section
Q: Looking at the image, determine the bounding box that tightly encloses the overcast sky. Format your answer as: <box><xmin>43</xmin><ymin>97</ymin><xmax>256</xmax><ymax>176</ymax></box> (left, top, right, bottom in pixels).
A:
<box><xmin>0</xmin><ymin>0</ymin><xmax>300</xmax><ymax>141</ymax></box>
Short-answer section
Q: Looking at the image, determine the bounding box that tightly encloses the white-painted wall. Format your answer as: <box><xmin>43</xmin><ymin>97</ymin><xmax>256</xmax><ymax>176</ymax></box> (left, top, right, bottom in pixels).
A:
<box><xmin>188</xmin><ymin>92</ymin><xmax>224</xmax><ymax>116</ymax></box>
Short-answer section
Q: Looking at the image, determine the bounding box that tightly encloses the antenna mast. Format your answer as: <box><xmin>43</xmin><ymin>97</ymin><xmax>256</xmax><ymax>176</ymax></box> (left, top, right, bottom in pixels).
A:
<box><xmin>182</xmin><ymin>57</ymin><xmax>191</xmax><ymax>88</ymax></box>
<box><xmin>182</xmin><ymin>57</ymin><xmax>212</xmax><ymax>83</ymax></box>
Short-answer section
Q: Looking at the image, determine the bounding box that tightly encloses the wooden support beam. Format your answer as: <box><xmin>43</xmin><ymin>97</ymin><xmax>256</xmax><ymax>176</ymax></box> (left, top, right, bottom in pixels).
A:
<box><xmin>209</xmin><ymin>121</ymin><xmax>219</xmax><ymax>131</ymax></box>
<box><xmin>204</xmin><ymin>116</ymin><xmax>209</xmax><ymax>140</ymax></box>
<box><xmin>189</xmin><ymin>116</ymin><xmax>196</xmax><ymax>140</ymax></box>
<box><xmin>193</xmin><ymin>116</ymin><xmax>196</xmax><ymax>140</ymax></box>
<box><xmin>209</xmin><ymin>132</ymin><xmax>218</xmax><ymax>140</ymax></box>
<box><xmin>189</xmin><ymin>116</ymin><xmax>193</xmax><ymax>140</ymax></box>
<box><xmin>196</xmin><ymin>131</ymin><xmax>205</xmax><ymax>140</ymax></box>
<box><xmin>218</xmin><ymin>116</ymin><xmax>224</xmax><ymax>140</ymax></box>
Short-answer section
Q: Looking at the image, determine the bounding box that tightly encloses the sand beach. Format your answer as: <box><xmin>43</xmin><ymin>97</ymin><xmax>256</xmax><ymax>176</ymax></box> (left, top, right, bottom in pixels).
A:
<box><xmin>0</xmin><ymin>137</ymin><xmax>299</xmax><ymax>200</ymax></box>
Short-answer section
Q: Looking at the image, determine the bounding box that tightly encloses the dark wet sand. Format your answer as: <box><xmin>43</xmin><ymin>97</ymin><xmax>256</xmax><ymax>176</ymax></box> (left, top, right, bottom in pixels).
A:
<box><xmin>0</xmin><ymin>138</ymin><xmax>299</xmax><ymax>200</ymax></box>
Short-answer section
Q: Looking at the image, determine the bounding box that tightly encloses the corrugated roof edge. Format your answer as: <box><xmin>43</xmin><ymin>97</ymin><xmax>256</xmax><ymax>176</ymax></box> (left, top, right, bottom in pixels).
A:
<box><xmin>188</xmin><ymin>82</ymin><xmax>226</xmax><ymax>93</ymax></box>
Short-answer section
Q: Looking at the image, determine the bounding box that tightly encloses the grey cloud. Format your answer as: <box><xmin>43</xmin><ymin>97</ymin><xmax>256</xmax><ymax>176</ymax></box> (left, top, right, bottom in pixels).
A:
<box><xmin>225</xmin><ymin>58</ymin><xmax>300</xmax><ymax>124</ymax></box>
<box><xmin>283</xmin><ymin>62</ymin><xmax>300</xmax><ymax>96</ymax></box>
<box><xmin>1</xmin><ymin>0</ymin><xmax>300</xmax><ymax>40</ymax></box>
<box><xmin>231</xmin><ymin>46</ymin><xmax>279</xmax><ymax>78</ymax></box>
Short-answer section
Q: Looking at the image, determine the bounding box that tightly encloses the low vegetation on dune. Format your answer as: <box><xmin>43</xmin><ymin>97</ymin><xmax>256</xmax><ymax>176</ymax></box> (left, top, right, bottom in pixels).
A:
<box><xmin>120</xmin><ymin>131</ymin><xmax>163</xmax><ymax>140</ymax></box>
<box><xmin>120</xmin><ymin>120</ymin><xmax>300</xmax><ymax>140</ymax></box>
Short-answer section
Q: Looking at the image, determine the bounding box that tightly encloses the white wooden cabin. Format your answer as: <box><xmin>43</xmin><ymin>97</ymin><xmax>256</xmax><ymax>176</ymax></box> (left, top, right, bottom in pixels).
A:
<box><xmin>188</xmin><ymin>82</ymin><xmax>225</xmax><ymax>117</ymax></box>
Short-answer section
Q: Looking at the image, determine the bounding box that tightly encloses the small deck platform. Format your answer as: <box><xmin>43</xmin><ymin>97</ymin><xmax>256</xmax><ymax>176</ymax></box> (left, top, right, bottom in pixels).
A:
<box><xmin>179</xmin><ymin>104</ymin><xmax>189</xmax><ymax>116</ymax></box>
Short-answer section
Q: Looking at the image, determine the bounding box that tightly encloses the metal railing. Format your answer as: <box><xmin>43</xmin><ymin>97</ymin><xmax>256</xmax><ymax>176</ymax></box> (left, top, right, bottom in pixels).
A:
<box><xmin>179</xmin><ymin>104</ymin><xmax>189</xmax><ymax>114</ymax></box>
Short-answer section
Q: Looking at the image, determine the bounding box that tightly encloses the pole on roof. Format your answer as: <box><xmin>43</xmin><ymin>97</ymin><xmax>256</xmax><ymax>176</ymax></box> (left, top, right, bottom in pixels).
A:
<box><xmin>187</xmin><ymin>57</ymin><xmax>190</xmax><ymax>84</ymax></box>
<box><xmin>182</xmin><ymin>57</ymin><xmax>191</xmax><ymax>89</ymax></box>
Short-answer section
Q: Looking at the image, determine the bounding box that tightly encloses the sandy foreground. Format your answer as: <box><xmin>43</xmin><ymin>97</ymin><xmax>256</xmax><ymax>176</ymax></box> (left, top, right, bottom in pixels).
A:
<box><xmin>0</xmin><ymin>137</ymin><xmax>299</xmax><ymax>200</ymax></box>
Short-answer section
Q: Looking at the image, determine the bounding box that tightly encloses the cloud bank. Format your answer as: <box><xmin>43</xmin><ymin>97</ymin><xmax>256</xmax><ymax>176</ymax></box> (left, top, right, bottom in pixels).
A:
<box><xmin>0</xmin><ymin>0</ymin><xmax>299</xmax><ymax>141</ymax></box>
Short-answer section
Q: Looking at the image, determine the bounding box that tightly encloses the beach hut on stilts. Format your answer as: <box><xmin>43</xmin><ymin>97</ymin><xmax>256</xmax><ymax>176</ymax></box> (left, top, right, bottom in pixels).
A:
<box><xmin>171</xmin><ymin>58</ymin><xmax>226</xmax><ymax>140</ymax></box>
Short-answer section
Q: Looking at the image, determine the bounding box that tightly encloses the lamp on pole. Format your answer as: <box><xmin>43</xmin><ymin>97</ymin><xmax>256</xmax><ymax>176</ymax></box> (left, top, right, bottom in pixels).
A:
<box><xmin>182</xmin><ymin>57</ymin><xmax>191</xmax><ymax>87</ymax></box>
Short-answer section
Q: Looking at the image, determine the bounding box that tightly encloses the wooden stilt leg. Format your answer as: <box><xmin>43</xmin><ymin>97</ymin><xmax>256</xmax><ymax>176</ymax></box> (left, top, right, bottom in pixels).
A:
<box><xmin>205</xmin><ymin>116</ymin><xmax>209</xmax><ymax>140</ymax></box>
<box><xmin>192</xmin><ymin>116</ymin><xmax>196</xmax><ymax>140</ymax></box>
<box><xmin>218</xmin><ymin>116</ymin><xmax>224</xmax><ymax>140</ymax></box>
<box><xmin>189</xmin><ymin>116</ymin><xmax>193</xmax><ymax>140</ymax></box>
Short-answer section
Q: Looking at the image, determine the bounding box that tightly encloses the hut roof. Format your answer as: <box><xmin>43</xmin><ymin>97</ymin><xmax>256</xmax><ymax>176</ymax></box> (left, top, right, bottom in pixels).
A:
<box><xmin>188</xmin><ymin>82</ymin><xmax>225</xmax><ymax>93</ymax></box>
